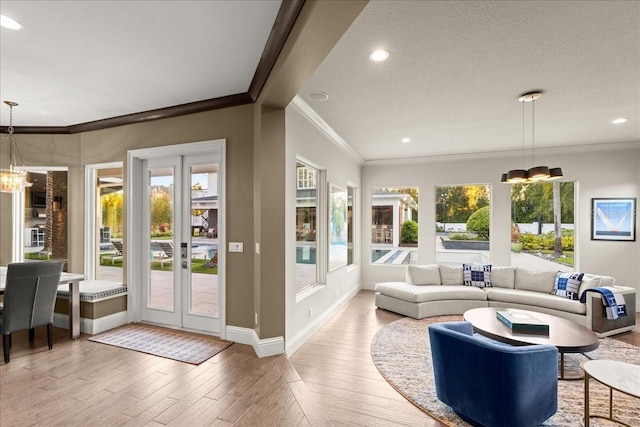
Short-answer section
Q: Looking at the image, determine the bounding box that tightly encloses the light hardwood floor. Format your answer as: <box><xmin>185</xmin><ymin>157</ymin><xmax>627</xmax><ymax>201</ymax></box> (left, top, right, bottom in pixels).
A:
<box><xmin>1</xmin><ymin>290</ymin><xmax>638</xmax><ymax>426</ymax></box>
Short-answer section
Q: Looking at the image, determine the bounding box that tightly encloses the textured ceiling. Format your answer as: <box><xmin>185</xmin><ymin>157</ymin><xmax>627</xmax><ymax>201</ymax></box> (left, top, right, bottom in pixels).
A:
<box><xmin>299</xmin><ymin>1</ymin><xmax>640</xmax><ymax>160</ymax></box>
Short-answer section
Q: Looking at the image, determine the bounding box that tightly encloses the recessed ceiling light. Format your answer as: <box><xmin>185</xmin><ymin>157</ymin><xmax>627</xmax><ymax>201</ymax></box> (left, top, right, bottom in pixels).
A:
<box><xmin>0</xmin><ymin>15</ymin><xmax>23</xmax><ymax>30</ymax></box>
<box><xmin>308</xmin><ymin>91</ymin><xmax>329</xmax><ymax>102</ymax></box>
<box><xmin>401</xmin><ymin>137</ymin><xmax>411</xmax><ymax>143</ymax></box>
<box><xmin>369</xmin><ymin>49</ymin><xmax>390</xmax><ymax>62</ymax></box>
<box><xmin>612</xmin><ymin>118</ymin><xmax>628</xmax><ymax>124</ymax></box>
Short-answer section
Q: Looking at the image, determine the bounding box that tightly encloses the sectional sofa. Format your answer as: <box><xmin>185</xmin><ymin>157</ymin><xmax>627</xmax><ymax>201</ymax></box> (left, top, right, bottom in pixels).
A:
<box><xmin>374</xmin><ymin>264</ymin><xmax>636</xmax><ymax>337</ymax></box>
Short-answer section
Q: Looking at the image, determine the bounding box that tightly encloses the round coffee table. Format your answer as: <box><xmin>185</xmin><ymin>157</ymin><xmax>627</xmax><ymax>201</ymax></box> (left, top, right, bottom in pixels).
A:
<box><xmin>463</xmin><ymin>307</ymin><xmax>599</xmax><ymax>380</ymax></box>
<box><xmin>582</xmin><ymin>360</ymin><xmax>640</xmax><ymax>426</ymax></box>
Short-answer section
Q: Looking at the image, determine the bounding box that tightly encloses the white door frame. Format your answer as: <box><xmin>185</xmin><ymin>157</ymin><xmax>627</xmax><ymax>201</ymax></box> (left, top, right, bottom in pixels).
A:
<box><xmin>126</xmin><ymin>140</ymin><xmax>226</xmax><ymax>338</ymax></box>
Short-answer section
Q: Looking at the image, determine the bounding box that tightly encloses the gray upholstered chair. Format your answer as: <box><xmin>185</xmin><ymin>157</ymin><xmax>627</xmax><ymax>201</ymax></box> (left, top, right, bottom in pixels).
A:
<box><xmin>0</xmin><ymin>261</ymin><xmax>64</xmax><ymax>363</ymax></box>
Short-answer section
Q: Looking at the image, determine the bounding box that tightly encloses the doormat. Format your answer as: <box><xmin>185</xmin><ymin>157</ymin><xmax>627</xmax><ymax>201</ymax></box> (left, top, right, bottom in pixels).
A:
<box><xmin>89</xmin><ymin>323</ymin><xmax>233</xmax><ymax>364</ymax></box>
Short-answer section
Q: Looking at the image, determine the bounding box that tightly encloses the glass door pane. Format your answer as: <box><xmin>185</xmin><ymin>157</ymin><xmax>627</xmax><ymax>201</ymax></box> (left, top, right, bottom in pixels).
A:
<box><xmin>148</xmin><ymin>167</ymin><xmax>175</xmax><ymax>311</ymax></box>
<box><xmin>188</xmin><ymin>163</ymin><xmax>218</xmax><ymax>318</ymax></box>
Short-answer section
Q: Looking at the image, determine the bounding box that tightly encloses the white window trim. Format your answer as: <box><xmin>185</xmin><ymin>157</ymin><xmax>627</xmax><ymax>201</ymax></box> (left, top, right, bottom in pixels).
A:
<box><xmin>12</xmin><ymin>166</ymin><xmax>68</xmax><ymax>263</ymax></box>
<box><xmin>295</xmin><ymin>158</ymin><xmax>326</xmax><ymax>295</ymax></box>
<box><xmin>84</xmin><ymin>162</ymin><xmax>123</xmax><ymax>280</ymax></box>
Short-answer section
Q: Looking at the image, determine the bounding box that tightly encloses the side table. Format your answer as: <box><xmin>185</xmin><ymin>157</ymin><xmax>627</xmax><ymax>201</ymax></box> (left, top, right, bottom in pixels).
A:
<box><xmin>582</xmin><ymin>360</ymin><xmax>640</xmax><ymax>427</ymax></box>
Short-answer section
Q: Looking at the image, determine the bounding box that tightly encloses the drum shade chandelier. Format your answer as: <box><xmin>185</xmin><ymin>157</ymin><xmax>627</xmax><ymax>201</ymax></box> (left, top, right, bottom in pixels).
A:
<box><xmin>0</xmin><ymin>101</ymin><xmax>29</xmax><ymax>193</ymax></box>
<box><xmin>501</xmin><ymin>92</ymin><xmax>563</xmax><ymax>183</ymax></box>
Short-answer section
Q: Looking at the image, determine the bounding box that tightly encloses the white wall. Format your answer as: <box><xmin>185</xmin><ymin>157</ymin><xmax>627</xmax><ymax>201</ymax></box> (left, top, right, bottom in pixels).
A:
<box><xmin>362</xmin><ymin>143</ymin><xmax>640</xmax><ymax>310</ymax></box>
<box><xmin>285</xmin><ymin>100</ymin><xmax>363</xmax><ymax>355</ymax></box>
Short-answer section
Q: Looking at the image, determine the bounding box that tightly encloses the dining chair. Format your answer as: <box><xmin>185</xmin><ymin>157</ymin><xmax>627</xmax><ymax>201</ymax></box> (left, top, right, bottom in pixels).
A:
<box><xmin>0</xmin><ymin>261</ymin><xmax>64</xmax><ymax>363</ymax></box>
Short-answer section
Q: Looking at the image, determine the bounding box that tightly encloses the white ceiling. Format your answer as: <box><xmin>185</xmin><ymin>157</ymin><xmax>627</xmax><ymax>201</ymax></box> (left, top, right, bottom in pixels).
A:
<box><xmin>1</xmin><ymin>1</ymin><xmax>639</xmax><ymax>161</ymax></box>
<box><xmin>0</xmin><ymin>0</ymin><xmax>282</xmax><ymax>126</ymax></box>
<box><xmin>299</xmin><ymin>1</ymin><xmax>640</xmax><ymax>161</ymax></box>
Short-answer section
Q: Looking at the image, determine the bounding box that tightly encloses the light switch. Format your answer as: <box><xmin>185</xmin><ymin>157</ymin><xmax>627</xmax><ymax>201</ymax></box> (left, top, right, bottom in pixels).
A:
<box><xmin>229</xmin><ymin>242</ymin><xmax>244</xmax><ymax>252</ymax></box>
<box><xmin>255</xmin><ymin>243</ymin><xmax>260</xmax><ymax>254</ymax></box>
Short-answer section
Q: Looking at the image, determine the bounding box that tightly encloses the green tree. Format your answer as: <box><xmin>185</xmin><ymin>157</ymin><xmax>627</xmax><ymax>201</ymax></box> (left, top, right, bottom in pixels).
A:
<box><xmin>401</xmin><ymin>220</ymin><xmax>418</xmax><ymax>244</ymax></box>
<box><xmin>101</xmin><ymin>191</ymin><xmax>124</xmax><ymax>237</ymax></box>
<box><xmin>510</xmin><ymin>182</ymin><xmax>574</xmax><ymax>224</ymax></box>
<box><xmin>436</xmin><ymin>185</ymin><xmax>490</xmax><ymax>224</ymax></box>
<box><xmin>553</xmin><ymin>181</ymin><xmax>563</xmax><ymax>257</ymax></box>
<box><xmin>151</xmin><ymin>188</ymin><xmax>172</xmax><ymax>232</ymax></box>
<box><xmin>466</xmin><ymin>206</ymin><xmax>490</xmax><ymax>239</ymax></box>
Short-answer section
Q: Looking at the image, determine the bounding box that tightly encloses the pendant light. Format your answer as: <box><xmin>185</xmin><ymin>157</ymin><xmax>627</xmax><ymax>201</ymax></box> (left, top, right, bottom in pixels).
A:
<box><xmin>0</xmin><ymin>101</ymin><xmax>29</xmax><ymax>193</ymax></box>
<box><xmin>501</xmin><ymin>92</ymin><xmax>563</xmax><ymax>183</ymax></box>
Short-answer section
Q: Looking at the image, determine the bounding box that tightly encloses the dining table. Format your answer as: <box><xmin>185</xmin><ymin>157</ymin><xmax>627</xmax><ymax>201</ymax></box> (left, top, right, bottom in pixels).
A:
<box><xmin>0</xmin><ymin>266</ymin><xmax>85</xmax><ymax>339</ymax></box>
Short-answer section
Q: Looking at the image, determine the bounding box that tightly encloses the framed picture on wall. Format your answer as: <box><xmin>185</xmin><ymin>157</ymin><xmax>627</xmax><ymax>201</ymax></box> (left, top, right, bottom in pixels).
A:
<box><xmin>591</xmin><ymin>198</ymin><xmax>636</xmax><ymax>241</ymax></box>
<box><xmin>328</xmin><ymin>183</ymin><xmax>348</xmax><ymax>271</ymax></box>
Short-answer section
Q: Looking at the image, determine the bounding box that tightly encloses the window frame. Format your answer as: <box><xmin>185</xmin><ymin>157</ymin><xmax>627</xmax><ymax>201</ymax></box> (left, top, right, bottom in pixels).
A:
<box><xmin>295</xmin><ymin>158</ymin><xmax>326</xmax><ymax>296</ymax></box>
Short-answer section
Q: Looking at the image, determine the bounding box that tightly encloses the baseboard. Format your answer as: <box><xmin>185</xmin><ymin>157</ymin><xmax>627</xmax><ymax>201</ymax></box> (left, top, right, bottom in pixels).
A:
<box><xmin>285</xmin><ymin>285</ymin><xmax>361</xmax><ymax>356</ymax></box>
<box><xmin>53</xmin><ymin>311</ymin><xmax>127</xmax><ymax>335</ymax></box>
<box><xmin>226</xmin><ymin>325</ymin><xmax>285</xmax><ymax>358</ymax></box>
<box><xmin>596</xmin><ymin>325</ymin><xmax>635</xmax><ymax>338</ymax></box>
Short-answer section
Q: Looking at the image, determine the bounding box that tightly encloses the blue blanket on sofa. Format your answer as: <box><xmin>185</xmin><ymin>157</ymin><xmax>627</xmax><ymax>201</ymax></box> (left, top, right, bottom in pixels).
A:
<box><xmin>580</xmin><ymin>287</ymin><xmax>627</xmax><ymax>320</ymax></box>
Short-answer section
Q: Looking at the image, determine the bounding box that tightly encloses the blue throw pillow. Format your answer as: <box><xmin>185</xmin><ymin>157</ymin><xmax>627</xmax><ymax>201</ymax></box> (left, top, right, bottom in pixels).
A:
<box><xmin>463</xmin><ymin>264</ymin><xmax>492</xmax><ymax>288</ymax></box>
<box><xmin>553</xmin><ymin>271</ymin><xmax>584</xmax><ymax>300</ymax></box>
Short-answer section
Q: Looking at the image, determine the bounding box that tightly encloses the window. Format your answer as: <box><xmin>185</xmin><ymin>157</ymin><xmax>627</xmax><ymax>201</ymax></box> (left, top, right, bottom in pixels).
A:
<box><xmin>371</xmin><ymin>187</ymin><xmax>418</xmax><ymax>265</ymax></box>
<box><xmin>97</xmin><ymin>168</ymin><xmax>124</xmax><ymax>281</ymax></box>
<box><xmin>297</xmin><ymin>165</ymin><xmax>316</xmax><ymax>190</ymax></box>
<box><xmin>84</xmin><ymin>163</ymin><xmax>124</xmax><ymax>281</ymax></box>
<box><xmin>296</xmin><ymin>161</ymin><xmax>319</xmax><ymax>292</ymax></box>
<box><xmin>436</xmin><ymin>185</ymin><xmax>490</xmax><ymax>265</ymax></box>
<box><xmin>510</xmin><ymin>181</ymin><xmax>575</xmax><ymax>271</ymax></box>
<box><xmin>21</xmin><ymin>169</ymin><xmax>68</xmax><ymax>264</ymax></box>
<box><xmin>347</xmin><ymin>186</ymin><xmax>355</xmax><ymax>266</ymax></box>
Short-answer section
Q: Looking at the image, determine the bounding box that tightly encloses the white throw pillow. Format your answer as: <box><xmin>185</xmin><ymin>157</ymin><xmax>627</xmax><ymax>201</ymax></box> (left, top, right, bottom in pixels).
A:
<box><xmin>578</xmin><ymin>274</ymin><xmax>601</xmax><ymax>299</ymax></box>
<box><xmin>439</xmin><ymin>265</ymin><xmax>463</xmax><ymax>285</ymax></box>
<box><xmin>599</xmin><ymin>275</ymin><xmax>616</xmax><ymax>287</ymax></box>
<box><xmin>514</xmin><ymin>268</ymin><xmax>557</xmax><ymax>293</ymax></box>
<box><xmin>406</xmin><ymin>264</ymin><xmax>441</xmax><ymax>286</ymax></box>
<box><xmin>491</xmin><ymin>267</ymin><xmax>515</xmax><ymax>289</ymax></box>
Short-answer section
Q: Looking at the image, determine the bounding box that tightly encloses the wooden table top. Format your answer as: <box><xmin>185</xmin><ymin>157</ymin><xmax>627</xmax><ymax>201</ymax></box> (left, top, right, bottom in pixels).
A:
<box><xmin>464</xmin><ymin>307</ymin><xmax>599</xmax><ymax>353</ymax></box>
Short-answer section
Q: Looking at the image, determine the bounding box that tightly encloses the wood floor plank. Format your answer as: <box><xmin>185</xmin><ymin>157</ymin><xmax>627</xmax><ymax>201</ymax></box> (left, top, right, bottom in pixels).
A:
<box><xmin>1</xmin><ymin>292</ymin><xmax>636</xmax><ymax>427</ymax></box>
<box><xmin>288</xmin><ymin>380</ymin><xmax>332</xmax><ymax>427</ymax></box>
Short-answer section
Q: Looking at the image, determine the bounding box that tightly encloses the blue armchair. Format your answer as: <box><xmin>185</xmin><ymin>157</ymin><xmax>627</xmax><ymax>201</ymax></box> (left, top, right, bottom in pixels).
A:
<box><xmin>428</xmin><ymin>321</ymin><xmax>558</xmax><ymax>427</ymax></box>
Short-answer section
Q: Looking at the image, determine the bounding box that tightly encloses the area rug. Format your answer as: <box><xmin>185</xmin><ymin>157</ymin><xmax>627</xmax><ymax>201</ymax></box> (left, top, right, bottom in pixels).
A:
<box><xmin>89</xmin><ymin>323</ymin><xmax>233</xmax><ymax>364</ymax></box>
<box><xmin>371</xmin><ymin>315</ymin><xmax>640</xmax><ymax>427</ymax></box>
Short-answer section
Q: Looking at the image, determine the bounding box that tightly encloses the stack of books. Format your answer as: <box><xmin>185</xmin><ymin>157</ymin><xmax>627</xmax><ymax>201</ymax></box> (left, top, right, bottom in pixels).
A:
<box><xmin>496</xmin><ymin>311</ymin><xmax>549</xmax><ymax>335</ymax></box>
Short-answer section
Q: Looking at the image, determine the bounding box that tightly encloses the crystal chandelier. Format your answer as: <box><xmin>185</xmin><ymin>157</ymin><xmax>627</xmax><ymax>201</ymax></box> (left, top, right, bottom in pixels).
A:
<box><xmin>0</xmin><ymin>101</ymin><xmax>29</xmax><ymax>193</ymax></box>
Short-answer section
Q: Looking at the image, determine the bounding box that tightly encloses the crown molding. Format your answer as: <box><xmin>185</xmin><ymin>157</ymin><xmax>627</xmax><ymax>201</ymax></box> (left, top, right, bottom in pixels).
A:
<box><xmin>364</xmin><ymin>140</ymin><xmax>640</xmax><ymax>167</ymax></box>
<box><xmin>0</xmin><ymin>2</ymin><xmax>305</xmax><ymax>135</ymax></box>
<box><xmin>290</xmin><ymin>95</ymin><xmax>364</xmax><ymax>164</ymax></box>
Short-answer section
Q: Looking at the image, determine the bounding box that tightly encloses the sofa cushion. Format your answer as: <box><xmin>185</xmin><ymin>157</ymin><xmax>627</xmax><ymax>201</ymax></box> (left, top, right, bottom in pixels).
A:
<box><xmin>375</xmin><ymin>282</ymin><xmax>486</xmax><ymax>303</ymax></box>
<box><xmin>406</xmin><ymin>264</ymin><xmax>441</xmax><ymax>286</ymax></box>
<box><xmin>514</xmin><ymin>268</ymin><xmax>556</xmax><ymax>294</ymax></box>
<box><xmin>598</xmin><ymin>275</ymin><xmax>616</xmax><ymax>287</ymax></box>
<box><xmin>578</xmin><ymin>274</ymin><xmax>600</xmax><ymax>299</ymax></box>
<box><xmin>484</xmin><ymin>288</ymin><xmax>587</xmax><ymax>315</ymax></box>
<box><xmin>491</xmin><ymin>267</ymin><xmax>515</xmax><ymax>289</ymax></box>
<box><xmin>463</xmin><ymin>264</ymin><xmax>492</xmax><ymax>288</ymax></box>
<box><xmin>439</xmin><ymin>265</ymin><xmax>463</xmax><ymax>285</ymax></box>
<box><xmin>553</xmin><ymin>272</ymin><xmax>584</xmax><ymax>300</ymax></box>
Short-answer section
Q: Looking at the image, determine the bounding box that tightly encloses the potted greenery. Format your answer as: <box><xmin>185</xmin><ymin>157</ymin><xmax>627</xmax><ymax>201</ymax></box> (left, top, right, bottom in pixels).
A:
<box><xmin>511</xmin><ymin>223</ymin><xmax>523</xmax><ymax>253</ymax></box>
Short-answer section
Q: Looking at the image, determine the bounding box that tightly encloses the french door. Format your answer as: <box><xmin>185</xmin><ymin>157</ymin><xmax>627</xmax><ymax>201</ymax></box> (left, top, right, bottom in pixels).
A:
<box><xmin>128</xmin><ymin>141</ymin><xmax>225</xmax><ymax>336</ymax></box>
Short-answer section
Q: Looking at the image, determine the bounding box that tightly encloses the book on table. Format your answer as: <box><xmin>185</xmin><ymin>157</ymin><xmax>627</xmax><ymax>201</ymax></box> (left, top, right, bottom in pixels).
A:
<box><xmin>496</xmin><ymin>311</ymin><xmax>549</xmax><ymax>335</ymax></box>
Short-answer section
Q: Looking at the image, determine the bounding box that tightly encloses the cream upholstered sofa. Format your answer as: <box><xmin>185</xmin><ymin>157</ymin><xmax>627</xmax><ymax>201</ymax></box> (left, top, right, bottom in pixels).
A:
<box><xmin>374</xmin><ymin>264</ymin><xmax>636</xmax><ymax>337</ymax></box>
